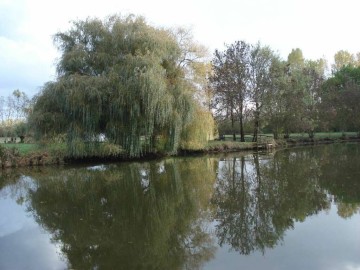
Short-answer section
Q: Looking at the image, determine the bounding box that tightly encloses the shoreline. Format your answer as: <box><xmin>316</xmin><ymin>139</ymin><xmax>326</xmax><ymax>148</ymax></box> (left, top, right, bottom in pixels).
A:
<box><xmin>1</xmin><ymin>137</ymin><xmax>360</xmax><ymax>169</ymax></box>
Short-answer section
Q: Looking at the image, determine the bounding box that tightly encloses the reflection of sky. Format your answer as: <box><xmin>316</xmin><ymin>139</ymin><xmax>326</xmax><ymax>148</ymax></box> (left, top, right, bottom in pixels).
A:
<box><xmin>1</xmin><ymin>157</ymin><xmax>359</xmax><ymax>270</ymax></box>
<box><xmin>86</xmin><ymin>164</ymin><xmax>107</xmax><ymax>171</ymax></box>
<box><xmin>0</xmin><ymin>192</ymin><xmax>67</xmax><ymax>270</ymax></box>
<box><xmin>205</xmin><ymin>203</ymin><xmax>360</xmax><ymax>270</ymax></box>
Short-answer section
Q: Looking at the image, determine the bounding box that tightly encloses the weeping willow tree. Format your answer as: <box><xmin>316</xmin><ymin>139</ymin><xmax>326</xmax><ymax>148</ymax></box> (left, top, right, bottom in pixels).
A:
<box><xmin>30</xmin><ymin>15</ymin><xmax>211</xmax><ymax>158</ymax></box>
<box><xmin>181</xmin><ymin>106</ymin><xmax>215</xmax><ymax>150</ymax></box>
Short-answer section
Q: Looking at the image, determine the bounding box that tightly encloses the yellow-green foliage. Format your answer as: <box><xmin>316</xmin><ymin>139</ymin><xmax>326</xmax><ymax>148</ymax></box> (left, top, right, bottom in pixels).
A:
<box><xmin>181</xmin><ymin>107</ymin><xmax>215</xmax><ymax>150</ymax></box>
<box><xmin>66</xmin><ymin>140</ymin><xmax>123</xmax><ymax>158</ymax></box>
<box><xmin>30</xmin><ymin>15</ymin><xmax>206</xmax><ymax>158</ymax></box>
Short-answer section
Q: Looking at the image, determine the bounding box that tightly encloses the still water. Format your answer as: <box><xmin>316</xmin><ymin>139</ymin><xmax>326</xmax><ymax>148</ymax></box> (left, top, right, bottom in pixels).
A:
<box><xmin>0</xmin><ymin>143</ymin><xmax>359</xmax><ymax>270</ymax></box>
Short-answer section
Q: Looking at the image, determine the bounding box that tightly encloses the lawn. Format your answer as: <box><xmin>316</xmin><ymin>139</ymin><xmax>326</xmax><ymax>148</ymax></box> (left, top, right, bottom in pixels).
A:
<box><xmin>222</xmin><ymin>132</ymin><xmax>358</xmax><ymax>141</ymax></box>
<box><xmin>0</xmin><ymin>142</ymin><xmax>67</xmax><ymax>156</ymax></box>
<box><xmin>1</xmin><ymin>143</ymin><xmax>39</xmax><ymax>155</ymax></box>
<box><xmin>222</xmin><ymin>134</ymin><xmax>273</xmax><ymax>142</ymax></box>
<box><xmin>1</xmin><ymin>132</ymin><xmax>358</xmax><ymax>157</ymax></box>
<box><xmin>203</xmin><ymin>141</ymin><xmax>254</xmax><ymax>153</ymax></box>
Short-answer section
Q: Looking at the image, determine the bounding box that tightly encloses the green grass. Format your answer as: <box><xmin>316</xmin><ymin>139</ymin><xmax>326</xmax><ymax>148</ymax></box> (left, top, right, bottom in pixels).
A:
<box><xmin>222</xmin><ymin>132</ymin><xmax>358</xmax><ymax>141</ymax></box>
<box><xmin>1</xmin><ymin>131</ymin><xmax>358</xmax><ymax>157</ymax></box>
<box><xmin>205</xmin><ymin>140</ymin><xmax>256</xmax><ymax>152</ymax></box>
<box><xmin>315</xmin><ymin>132</ymin><xmax>357</xmax><ymax>139</ymax></box>
<box><xmin>1</xmin><ymin>143</ymin><xmax>39</xmax><ymax>155</ymax></box>
<box><xmin>222</xmin><ymin>134</ymin><xmax>273</xmax><ymax>142</ymax></box>
<box><xmin>1</xmin><ymin>142</ymin><xmax>67</xmax><ymax>156</ymax></box>
<box><xmin>284</xmin><ymin>132</ymin><xmax>358</xmax><ymax>140</ymax></box>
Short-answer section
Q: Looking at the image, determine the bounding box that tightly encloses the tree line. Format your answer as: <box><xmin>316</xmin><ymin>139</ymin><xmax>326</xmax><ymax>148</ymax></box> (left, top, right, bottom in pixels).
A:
<box><xmin>210</xmin><ymin>44</ymin><xmax>360</xmax><ymax>141</ymax></box>
<box><xmin>2</xmin><ymin>14</ymin><xmax>360</xmax><ymax>157</ymax></box>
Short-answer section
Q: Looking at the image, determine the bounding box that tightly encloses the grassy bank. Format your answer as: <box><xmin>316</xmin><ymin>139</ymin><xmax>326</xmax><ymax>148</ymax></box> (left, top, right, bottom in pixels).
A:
<box><xmin>197</xmin><ymin>132</ymin><xmax>360</xmax><ymax>154</ymax></box>
<box><xmin>0</xmin><ymin>143</ymin><xmax>66</xmax><ymax>168</ymax></box>
<box><xmin>1</xmin><ymin>132</ymin><xmax>359</xmax><ymax>168</ymax></box>
<box><xmin>203</xmin><ymin>141</ymin><xmax>258</xmax><ymax>152</ymax></box>
<box><xmin>220</xmin><ymin>132</ymin><xmax>358</xmax><ymax>141</ymax></box>
<box><xmin>2</xmin><ymin>143</ymin><xmax>39</xmax><ymax>155</ymax></box>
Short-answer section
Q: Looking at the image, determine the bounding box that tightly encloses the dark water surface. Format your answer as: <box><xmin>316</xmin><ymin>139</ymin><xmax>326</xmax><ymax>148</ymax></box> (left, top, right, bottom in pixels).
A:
<box><xmin>1</xmin><ymin>143</ymin><xmax>359</xmax><ymax>270</ymax></box>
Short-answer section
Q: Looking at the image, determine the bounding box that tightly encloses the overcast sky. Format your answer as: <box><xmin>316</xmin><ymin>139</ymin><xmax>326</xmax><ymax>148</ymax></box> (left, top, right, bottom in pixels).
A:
<box><xmin>1</xmin><ymin>0</ymin><xmax>360</xmax><ymax>98</ymax></box>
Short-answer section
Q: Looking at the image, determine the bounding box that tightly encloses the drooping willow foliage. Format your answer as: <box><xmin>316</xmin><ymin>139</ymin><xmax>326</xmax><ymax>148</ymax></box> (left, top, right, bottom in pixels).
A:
<box><xmin>30</xmin><ymin>15</ymin><xmax>210</xmax><ymax>157</ymax></box>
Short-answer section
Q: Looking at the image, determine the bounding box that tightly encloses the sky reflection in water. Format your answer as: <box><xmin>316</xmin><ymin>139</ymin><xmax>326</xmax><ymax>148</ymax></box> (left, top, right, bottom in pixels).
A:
<box><xmin>205</xmin><ymin>204</ymin><xmax>360</xmax><ymax>270</ymax></box>
<box><xmin>0</xmin><ymin>194</ymin><xmax>67</xmax><ymax>270</ymax></box>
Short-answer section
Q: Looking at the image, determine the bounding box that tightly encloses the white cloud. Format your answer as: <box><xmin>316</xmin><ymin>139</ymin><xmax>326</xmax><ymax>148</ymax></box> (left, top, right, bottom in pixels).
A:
<box><xmin>0</xmin><ymin>35</ymin><xmax>56</xmax><ymax>97</ymax></box>
<box><xmin>1</xmin><ymin>0</ymin><xmax>360</xmax><ymax>98</ymax></box>
<box><xmin>345</xmin><ymin>264</ymin><xmax>360</xmax><ymax>270</ymax></box>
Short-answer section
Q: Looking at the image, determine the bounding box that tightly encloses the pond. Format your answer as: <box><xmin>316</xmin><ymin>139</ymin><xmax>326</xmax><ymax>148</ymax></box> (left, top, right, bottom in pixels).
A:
<box><xmin>0</xmin><ymin>143</ymin><xmax>359</xmax><ymax>270</ymax></box>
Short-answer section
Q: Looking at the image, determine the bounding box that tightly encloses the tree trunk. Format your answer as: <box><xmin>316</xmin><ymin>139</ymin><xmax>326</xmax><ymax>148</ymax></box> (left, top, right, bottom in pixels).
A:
<box><xmin>239</xmin><ymin>114</ymin><xmax>245</xmax><ymax>142</ymax></box>
<box><xmin>239</xmin><ymin>103</ymin><xmax>245</xmax><ymax>142</ymax></box>
<box><xmin>231</xmin><ymin>111</ymin><xmax>236</xmax><ymax>141</ymax></box>
<box><xmin>252</xmin><ymin>125</ymin><xmax>258</xmax><ymax>142</ymax></box>
<box><xmin>252</xmin><ymin>114</ymin><xmax>259</xmax><ymax>142</ymax></box>
<box><xmin>273</xmin><ymin>129</ymin><xmax>278</xmax><ymax>140</ymax></box>
<box><xmin>252</xmin><ymin>106</ymin><xmax>260</xmax><ymax>142</ymax></box>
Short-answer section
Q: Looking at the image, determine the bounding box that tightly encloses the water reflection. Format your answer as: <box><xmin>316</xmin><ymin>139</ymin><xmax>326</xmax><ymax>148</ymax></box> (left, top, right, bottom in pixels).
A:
<box><xmin>212</xmin><ymin>149</ymin><xmax>331</xmax><ymax>255</ymax></box>
<box><xmin>212</xmin><ymin>144</ymin><xmax>360</xmax><ymax>256</ymax></box>
<box><xmin>212</xmin><ymin>155</ymin><xmax>288</xmax><ymax>255</ymax></box>
<box><xmin>0</xmin><ymin>144</ymin><xmax>360</xmax><ymax>269</ymax></box>
<box><xmin>26</xmin><ymin>158</ymin><xmax>218</xmax><ymax>269</ymax></box>
<box><xmin>318</xmin><ymin>144</ymin><xmax>360</xmax><ymax>204</ymax></box>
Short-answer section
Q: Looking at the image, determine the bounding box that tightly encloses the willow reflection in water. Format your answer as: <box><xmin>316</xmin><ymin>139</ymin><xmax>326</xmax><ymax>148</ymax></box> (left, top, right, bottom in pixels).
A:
<box><xmin>24</xmin><ymin>158</ymin><xmax>218</xmax><ymax>269</ymax></box>
<box><xmin>0</xmin><ymin>144</ymin><xmax>359</xmax><ymax>269</ymax></box>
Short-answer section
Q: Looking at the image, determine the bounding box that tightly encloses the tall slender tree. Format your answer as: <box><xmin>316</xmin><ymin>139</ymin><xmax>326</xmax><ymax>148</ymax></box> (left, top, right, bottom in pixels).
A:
<box><xmin>248</xmin><ymin>43</ymin><xmax>276</xmax><ymax>142</ymax></box>
<box><xmin>210</xmin><ymin>41</ymin><xmax>250</xmax><ymax>141</ymax></box>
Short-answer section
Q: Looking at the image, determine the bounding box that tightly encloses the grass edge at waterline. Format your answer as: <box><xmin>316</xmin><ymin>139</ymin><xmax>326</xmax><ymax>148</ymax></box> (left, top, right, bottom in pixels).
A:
<box><xmin>1</xmin><ymin>132</ymin><xmax>360</xmax><ymax>168</ymax></box>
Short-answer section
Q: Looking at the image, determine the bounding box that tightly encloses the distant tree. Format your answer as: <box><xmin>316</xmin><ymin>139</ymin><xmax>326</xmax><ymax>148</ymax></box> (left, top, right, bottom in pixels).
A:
<box><xmin>210</xmin><ymin>41</ymin><xmax>250</xmax><ymax>141</ymax></box>
<box><xmin>356</xmin><ymin>52</ymin><xmax>360</xmax><ymax>66</ymax></box>
<box><xmin>320</xmin><ymin>66</ymin><xmax>360</xmax><ymax>134</ymax></box>
<box><xmin>171</xmin><ymin>28</ymin><xmax>213</xmax><ymax>111</ymax></box>
<box><xmin>29</xmin><ymin>15</ymin><xmax>211</xmax><ymax>157</ymax></box>
<box><xmin>298</xmin><ymin>59</ymin><xmax>326</xmax><ymax>137</ymax></box>
<box><xmin>11</xmin><ymin>89</ymin><xmax>30</xmax><ymax>120</ymax></box>
<box><xmin>264</xmin><ymin>58</ymin><xmax>288</xmax><ymax>139</ymax></box>
<box><xmin>332</xmin><ymin>50</ymin><xmax>356</xmax><ymax>72</ymax></box>
<box><xmin>0</xmin><ymin>96</ymin><xmax>4</xmax><ymax>123</ymax></box>
<box><xmin>14</xmin><ymin>121</ymin><xmax>27</xmax><ymax>143</ymax></box>
<box><xmin>0</xmin><ymin>90</ymin><xmax>30</xmax><ymax>143</ymax></box>
<box><xmin>261</xmin><ymin>50</ymin><xmax>302</xmax><ymax>139</ymax></box>
<box><xmin>287</xmin><ymin>48</ymin><xmax>305</xmax><ymax>70</ymax></box>
<box><xmin>248</xmin><ymin>43</ymin><xmax>276</xmax><ymax>142</ymax></box>
<box><xmin>265</xmin><ymin>49</ymin><xmax>326</xmax><ymax>138</ymax></box>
